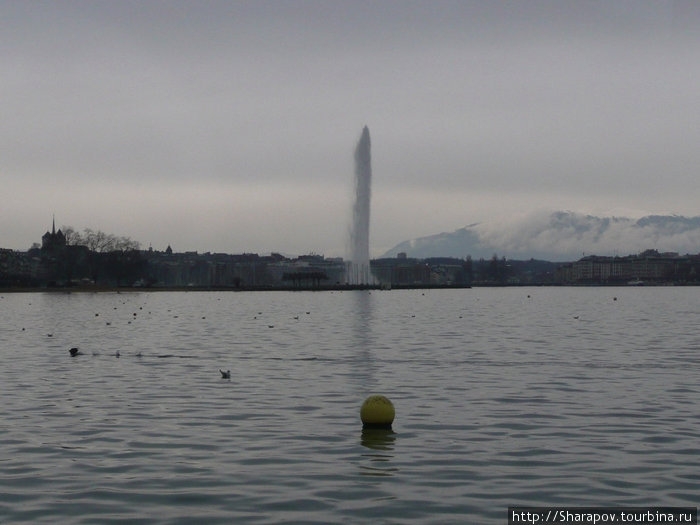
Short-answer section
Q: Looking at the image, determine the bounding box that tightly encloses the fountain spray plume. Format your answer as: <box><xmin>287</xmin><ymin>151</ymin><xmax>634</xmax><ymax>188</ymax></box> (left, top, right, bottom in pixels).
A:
<box><xmin>348</xmin><ymin>126</ymin><xmax>373</xmax><ymax>285</ymax></box>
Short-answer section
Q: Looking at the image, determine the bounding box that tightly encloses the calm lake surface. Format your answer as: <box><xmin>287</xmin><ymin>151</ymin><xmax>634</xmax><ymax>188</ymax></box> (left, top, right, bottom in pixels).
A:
<box><xmin>1</xmin><ymin>288</ymin><xmax>698</xmax><ymax>524</ymax></box>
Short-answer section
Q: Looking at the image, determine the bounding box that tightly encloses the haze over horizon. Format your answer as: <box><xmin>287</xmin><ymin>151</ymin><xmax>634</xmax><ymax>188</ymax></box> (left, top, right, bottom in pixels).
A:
<box><xmin>2</xmin><ymin>1</ymin><xmax>699</xmax><ymax>257</ymax></box>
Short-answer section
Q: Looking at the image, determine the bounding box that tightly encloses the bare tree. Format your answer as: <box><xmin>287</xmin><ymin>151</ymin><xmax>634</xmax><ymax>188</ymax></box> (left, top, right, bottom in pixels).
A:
<box><xmin>62</xmin><ymin>226</ymin><xmax>83</xmax><ymax>246</ymax></box>
<box><xmin>114</xmin><ymin>236</ymin><xmax>140</xmax><ymax>252</ymax></box>
<box><xmin>70</xmin><ymin>228</ymin><xmax>142</xmax><ymax>284</ymax></box>
<box><xmin>82</xmin><ymin>229</ymin><xmax>116</xmax><ymax>253</ymax></box>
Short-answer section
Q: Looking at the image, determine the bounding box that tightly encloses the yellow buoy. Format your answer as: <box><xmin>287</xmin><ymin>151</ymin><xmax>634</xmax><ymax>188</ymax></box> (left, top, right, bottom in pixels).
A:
<box><xmin>360</xmin><ymin>395</ymin><xmax>395</xmax><ymax>429</ymax></box>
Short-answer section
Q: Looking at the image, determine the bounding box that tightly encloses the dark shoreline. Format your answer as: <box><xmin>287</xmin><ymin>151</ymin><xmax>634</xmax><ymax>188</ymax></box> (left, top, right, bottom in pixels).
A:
<box><xmin>2</xmin><ymin>283</ymin><xmax>696</xmax><ymax>293</ymax></box>
<box><xmin>0</xmin><ymin>284</ymin><xmax>472</xmax><ymax>293</ymax></box>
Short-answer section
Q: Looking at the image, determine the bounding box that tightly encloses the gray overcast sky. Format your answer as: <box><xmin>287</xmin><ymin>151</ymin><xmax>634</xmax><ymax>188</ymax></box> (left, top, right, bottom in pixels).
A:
<box><xmin>2</xmin><ymin>0</ymin><xmax>698</xmax><ymax>256</ymax></box>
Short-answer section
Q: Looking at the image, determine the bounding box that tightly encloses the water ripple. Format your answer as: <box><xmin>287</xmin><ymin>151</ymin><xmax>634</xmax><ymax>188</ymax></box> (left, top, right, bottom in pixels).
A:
<box><xmin>1</xmin><ymin>288</ymin><xmax>698</xmax><ymax>522</ymax></box>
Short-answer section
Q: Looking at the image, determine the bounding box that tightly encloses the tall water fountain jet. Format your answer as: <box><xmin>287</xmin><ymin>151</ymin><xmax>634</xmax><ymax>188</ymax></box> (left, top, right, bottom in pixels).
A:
<box><xmin>348</xmin><ymin>126</ymin><xmax>373</xmax><ymax>285</ymax></box>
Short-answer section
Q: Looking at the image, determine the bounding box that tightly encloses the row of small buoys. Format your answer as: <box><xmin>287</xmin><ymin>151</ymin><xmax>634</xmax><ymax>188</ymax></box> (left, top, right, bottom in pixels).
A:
<box><xmin>69</xmin><ymin>346</ymin><xmax>123</xmax><ymax>357</ymax></box>
<box><xmin>68</xmin><ymin>346</ymin><xmax>395</xmax><ymax>429</ymax></box>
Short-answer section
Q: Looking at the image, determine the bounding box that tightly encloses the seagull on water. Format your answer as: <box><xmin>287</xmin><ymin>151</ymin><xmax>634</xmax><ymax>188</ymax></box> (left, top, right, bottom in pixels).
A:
<box><xmin>220</xmin><ymin>369</ymin><xmax>231</xmax><ymax>379</ymax></box>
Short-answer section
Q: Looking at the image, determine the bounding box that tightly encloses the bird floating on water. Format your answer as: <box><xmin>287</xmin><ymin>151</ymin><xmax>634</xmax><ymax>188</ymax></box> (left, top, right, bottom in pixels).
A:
<box><xmin>220</xmin><ymin>369</ymin><xmax>231</xmax><ymax>379</ymax></box>
<box><xmin>69</xmin><ymin>347</ymin><xmax>81</xmax><ymax>357</ymax></box>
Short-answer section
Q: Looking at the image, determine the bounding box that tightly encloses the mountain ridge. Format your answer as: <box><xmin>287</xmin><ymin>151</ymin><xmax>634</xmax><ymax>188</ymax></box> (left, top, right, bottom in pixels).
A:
<box><xmin>381</xmin><ymin>212</ymin><xmax>700</xmax><ymax>261</ymax></box>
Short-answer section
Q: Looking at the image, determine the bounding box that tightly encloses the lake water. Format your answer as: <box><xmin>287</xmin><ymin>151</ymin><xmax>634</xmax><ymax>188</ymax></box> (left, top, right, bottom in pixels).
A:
<box><xmin>0</xmin><ymin>288</ymin><xmax>698</xmax><ymax>524</ymax></box>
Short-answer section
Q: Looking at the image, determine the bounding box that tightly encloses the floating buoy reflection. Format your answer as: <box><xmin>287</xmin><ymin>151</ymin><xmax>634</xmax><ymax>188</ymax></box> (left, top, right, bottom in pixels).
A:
<box><xmin>361</xmin><ymin>427</ymin><xmax>396</xmax><ymax>451</ymax></box>
<box><xmin>359</xmin><ymin>428</ymin><xmax>398</xmax><ymax>477</ymax></box>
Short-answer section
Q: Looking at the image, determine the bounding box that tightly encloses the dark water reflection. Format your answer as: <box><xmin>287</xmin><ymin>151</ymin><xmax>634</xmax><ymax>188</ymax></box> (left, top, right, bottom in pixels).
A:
<box><xmin>359</xmin><ymin>428</ymin><xmax>398</xmax><ymax>478</ymax></box>
<box><xmin>361</xmin><ymin>427</ymin><xmax>396</xmax><ymax>451</ymax></box>
<box><xmin>0</xmin><ymin>288</ymin><xmax>698</xmax><ymax>524</ymax></box>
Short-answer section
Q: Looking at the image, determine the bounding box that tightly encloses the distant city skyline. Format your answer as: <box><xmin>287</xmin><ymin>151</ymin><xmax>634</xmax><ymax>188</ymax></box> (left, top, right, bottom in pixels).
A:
<box><xmin>12</xmin><ymin>210</ymin><xmax>696</xmax><ymax>264</ymax></box>
<box><xmin>2</xmin><ymin>1</ymin><xmax>698</xmax><ymax>256</ymax></box>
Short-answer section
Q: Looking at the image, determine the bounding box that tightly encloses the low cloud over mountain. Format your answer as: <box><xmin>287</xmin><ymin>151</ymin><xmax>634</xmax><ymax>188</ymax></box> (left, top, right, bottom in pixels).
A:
<box><xmin>381</xmin><ymin>212</ymin><xmax>700</xmax><ymax>261</ymax></box>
